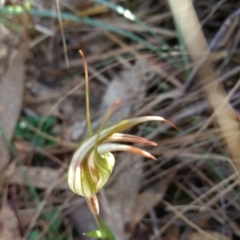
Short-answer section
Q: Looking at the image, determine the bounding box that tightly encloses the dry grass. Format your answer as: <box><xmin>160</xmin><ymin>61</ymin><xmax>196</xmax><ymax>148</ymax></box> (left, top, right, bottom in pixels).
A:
<box><xmin>0</xmin><ymin>0</ymin><xmax>240</xmax><ymax>239</ymax></box>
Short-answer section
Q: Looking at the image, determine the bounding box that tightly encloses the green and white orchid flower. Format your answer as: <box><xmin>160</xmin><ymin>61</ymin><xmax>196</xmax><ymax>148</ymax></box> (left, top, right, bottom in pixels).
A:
<box><xmin>67</xmin><ymin>51</ymin><xmax>175</xmax><ymax>238</ymax></box>
<box><xmin>68</xmin><ymin>116</ymin><xmax>172</xmax><ymax>200</ymax></box>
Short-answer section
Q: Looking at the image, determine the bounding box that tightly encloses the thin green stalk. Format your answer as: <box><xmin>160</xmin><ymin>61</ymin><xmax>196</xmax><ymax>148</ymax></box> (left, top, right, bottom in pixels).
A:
<box><xmin>86</xmin><ymin>198</ymin><xmax>107</xmax><ymax>240</ymax></box>
<box><xmin>55</xmin><ymin>0</ymin><xmax>69</xmax><ymax>68</ymax></box>
<box><xmin>95</xmin><ymin>214</ymin><xmax>108</xmax><ymax>240</ymax></box>
<box><xmin>79</xmin><ymin>50</ymin><xmax>93</xmax><ymax>136</ymax></box>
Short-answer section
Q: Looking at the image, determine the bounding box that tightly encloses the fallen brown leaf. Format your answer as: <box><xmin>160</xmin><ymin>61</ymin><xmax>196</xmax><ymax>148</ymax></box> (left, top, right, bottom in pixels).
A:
<box><xmin>0</xmin><ymin>39</ymin><xmax>28</xmax><ymax>172</ymax></box>
<box><xmin>18</xmin><ymin>209</ymin><xmax>36</xmax><ymax>227</ymax></box>
<box><xmin>103</xmin><ymin>154</ymin><xmax>142</xmax><ymax>240</ymax></box>
<box><xmin>99</xmin><ymin>59</ymin><xmax>149</xmax><ymax>123</ymax></box>
<box><xmin>132</xmin><ymin>171</ymin><xmax>176</xmax><ymax>226</ymax></box>
<box><xmin>0</xmin><ymin>203</ymin><xmax>21</xmax><ymax>240</ymax></box>
<box><xmin>11</xmin><ymin>166</ymin><xmax>68</xmax><ymax>189</ymax></box>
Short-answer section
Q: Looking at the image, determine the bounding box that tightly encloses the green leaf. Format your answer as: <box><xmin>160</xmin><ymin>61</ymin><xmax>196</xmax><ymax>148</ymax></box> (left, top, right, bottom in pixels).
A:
<box><xmin>83</xmin><ymin>217</ymin><xmax>115</xmax><ymax>239</ymax></box>
<box><xmin>99</xmin><ymin>217</ymin><xmax>115</xmax><ymax>240</ymax></box>
<box><xmin>42</xmin><ymin>208</ymin><xmax>62</xmax><ymax>233</ymax></box>
<box><xmin>14</xmin><ymin>114</ymin><xmax>57</xmax><ymax>147</ymax></box>
<box><xmin>14</xmin><ymin>122</ymin><xmax>28</xmax><ymax>138</ymax></box>
<box><xmin>25</xmin><ymin>114</ymin><xmax>40</xmax><ymax>127</ymax></box>
<box><xmin>42</xmin><ymin>116</ymin><xmax>58</xmax><ymax>131</ymax></box>
<box><xmin>30</xmin><ymin>134</ymin><xmax>45</xmax><ymax>147</ymax></box>
<box><xmin>28</xmin><ymin>230</ymin><xmax>43</xmax><ymax>240</ymax></box>
<box><xmin>83</xmin><ymin>230</ymin><xmax>105</xmax><ymax>238</ymax></box>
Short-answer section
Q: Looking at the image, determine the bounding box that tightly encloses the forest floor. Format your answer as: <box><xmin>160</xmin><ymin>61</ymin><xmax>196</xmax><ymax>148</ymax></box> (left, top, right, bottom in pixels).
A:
<box><xmin>0</xmin><ymin>0</ymin><xmax>240</xmax><ymax>239</ymax></box>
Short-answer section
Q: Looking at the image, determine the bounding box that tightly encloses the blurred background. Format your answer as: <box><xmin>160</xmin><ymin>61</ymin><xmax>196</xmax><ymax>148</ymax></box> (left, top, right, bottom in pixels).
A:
<box><xmin>0</xmin><ymin>0</ymin><xmax>240</xmax><ymax>239</ymax></box>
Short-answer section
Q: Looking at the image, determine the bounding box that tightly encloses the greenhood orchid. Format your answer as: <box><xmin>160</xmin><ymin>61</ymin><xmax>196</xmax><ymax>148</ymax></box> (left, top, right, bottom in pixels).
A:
<box><xmin>67</xmin><ymin>51</ymin><xmax>176</xmax><ymax>238</ymax></box>
<box><xmin>68</xmin><ymin>115</ymin><xmax>174</xmax><ymax>200</ymax></box>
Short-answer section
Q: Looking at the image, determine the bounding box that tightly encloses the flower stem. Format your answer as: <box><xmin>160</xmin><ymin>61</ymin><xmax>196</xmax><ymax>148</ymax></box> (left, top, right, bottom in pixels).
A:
<box><xmin>86</xmin><ymin>197</ymin><xmax>108</xmax><ymax>240</ymax></box>
<box><xmin>86</xmin><ymin>196</ymin><xmax>108</xmax><ymax>240</ymax></box>
<box><xmin>79</xmin><ymin>50</ymin><xmax>93</xmax><ymax>136</ymax></box>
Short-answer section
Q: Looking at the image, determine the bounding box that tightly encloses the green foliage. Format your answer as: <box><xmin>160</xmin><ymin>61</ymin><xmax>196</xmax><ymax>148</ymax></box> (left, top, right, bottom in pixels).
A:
<box><xmin>28</xmin><ymin>230</ymin><xmax>42</xmax><ymax>240</ymax></box>
<box><xmin>84</xmin><ymin>230</ymin><xmax>104</xmax><ymax>238</ymax></box>
<box><xmin>99</xmin><ymin>217</ymin><xmax>115</xmax><ymax>240</ymax></box>
<box><xmin>14</xmin><ymin>114</ymin><xmax>57</xmax><ymax>147</ymax></box>
<box><xmin>84</xmin><ymin>217</ymin><xmax>115</xmax><ymax>240</ymax></box>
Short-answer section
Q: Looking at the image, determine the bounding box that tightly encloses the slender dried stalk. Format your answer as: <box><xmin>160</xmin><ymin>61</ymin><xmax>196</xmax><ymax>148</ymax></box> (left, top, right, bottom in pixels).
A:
<box><xmin>168</xmin><ymin>0</ymin><xmax>240</xmax><ymax>170</ymax></box>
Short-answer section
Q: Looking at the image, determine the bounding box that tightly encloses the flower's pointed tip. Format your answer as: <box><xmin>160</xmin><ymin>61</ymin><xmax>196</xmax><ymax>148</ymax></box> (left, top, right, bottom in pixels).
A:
<box><xmin>151</xmin><ymin>141</ymin><xmax>158</xmax><ymax>146</ymax></box>
<box><xmin>163</xmin><ymin>118</ymin><xmax>178</xmax><ymax>130</ymax></box>
<box><xmin>149</xmin><ymin>154</ymin><xmax>156</xmax><ymax>160</ymax></box>
<box><xmin>79</xmin><ymin>49</ymin><xmax>84</xmax><ymax>56</ymax></box>
<box><xmin>143</xmin><ymin>150</ymin><xmax>156</xmax><ymax>160</ymax></box>
<box><xmin>140</xmin><ymin>116</ymin><xmax>177</xmax><ymax>130</ymax></box>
